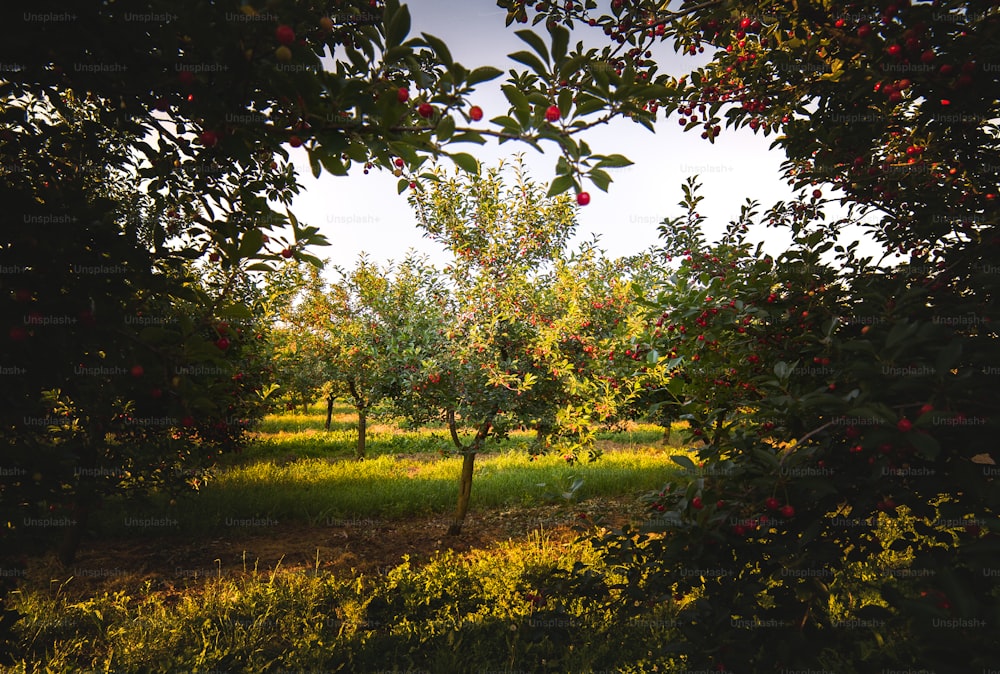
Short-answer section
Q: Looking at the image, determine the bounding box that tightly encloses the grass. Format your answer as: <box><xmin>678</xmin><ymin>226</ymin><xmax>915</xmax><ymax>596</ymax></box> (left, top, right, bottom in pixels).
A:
<box><xmin>93</xmin><ymin>448</ymin><xmax>684</xmax><ymax>536</ymax></box>
<box><xmin>5</xmin><ymin>406</ymin><xmax>957</xmax><ymax>673</ymax></box>
<box><xmin>7</xmin><ymin>404</ymin><xmax>705</xmax><ymax>672</ymax></box>
<box><xmin>246</xmin><ymin>403</ymin><xmax>684</xmax><ymax>460</ymax></box>
<box><xmin>7</xmin><ymin>534</ymin><xmax>685</xmax><ymax>673</ymax></box>
<box><xmin>85</xmin><ymin>401</ymin><xmax>692</xmax><ymax>536</ymax></box>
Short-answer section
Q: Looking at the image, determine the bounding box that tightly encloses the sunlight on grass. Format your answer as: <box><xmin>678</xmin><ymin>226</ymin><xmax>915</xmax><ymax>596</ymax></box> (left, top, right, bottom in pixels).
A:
<box><xmin>8</xmin><ymin>533</ymin><xmax>680</xmax><ymax>673</ymax></box>
<box><xmin>97</xmin><ymin>448</ymin><xmax>688</xmax><ymax>535</ymax></box>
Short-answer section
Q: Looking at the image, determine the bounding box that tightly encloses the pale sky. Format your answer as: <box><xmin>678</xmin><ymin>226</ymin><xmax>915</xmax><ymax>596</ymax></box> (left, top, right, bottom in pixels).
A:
<box><xmin>287</xmin><ymin>1</ymin><xmax>866</xmax><ymax>272</ymax></box>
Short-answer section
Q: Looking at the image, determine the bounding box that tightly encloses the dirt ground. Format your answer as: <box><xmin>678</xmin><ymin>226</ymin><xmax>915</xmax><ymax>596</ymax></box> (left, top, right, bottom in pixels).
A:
<box><xmin>23</xmin><ymin>496</ymin><xmax>648</xmax><ymax>600</ymax></box>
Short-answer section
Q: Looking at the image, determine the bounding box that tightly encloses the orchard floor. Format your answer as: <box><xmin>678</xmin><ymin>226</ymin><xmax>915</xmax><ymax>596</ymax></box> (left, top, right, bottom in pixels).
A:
<box><xmin>25</xmin><ymin>494</ymin><xmax>648</xmax><ymax>601</ymax></box>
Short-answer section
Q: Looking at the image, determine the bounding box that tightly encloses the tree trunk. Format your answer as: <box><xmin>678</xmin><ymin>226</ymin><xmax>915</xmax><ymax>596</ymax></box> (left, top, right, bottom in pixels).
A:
<box><xmin>347</xmin><ymin>380</ymin><xmax>367</xmax><ymax>460</ymax></box>
<box><xmin>447</xmin><ymin>451</ymin><xmax>476</xmax><ymax>536</ymax></box>
<box><xmin>445</xmin><ymin>407</ymin><xmax>498</xmax><ymax>536</ymax></box>
<box><xmin>325</xmin><ymin>394</ymin><xmax>334</xmax><ymax>431</ymax></box>
<box><xmin>356</xmin><ymin>406</ymin><xmax>367</xmax><ymax>460</ymax></box>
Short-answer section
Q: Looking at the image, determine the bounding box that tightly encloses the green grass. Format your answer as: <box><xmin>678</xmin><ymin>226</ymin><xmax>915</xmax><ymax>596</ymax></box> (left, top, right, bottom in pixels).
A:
<box><xmin>94</xmin><ymin>449</ymin><xmax>684</xmax><ymax>536</ymax></box>
<box><xmin>247</xmin><ymin>402</ymin><xmax>683</xmax><ymax>461</ymax></box>
<box><xmin>6</xmin><ymin>406</ymin><xmax>703</xmax><ymax>672</ymax></box>
<box><xmin>85</xmin><ymin>402</ymin><xmax>692</xmax><ymax>536</ymax></box>
<box><xmin>7</xmin><ymin>534</ymin><xmax>686</xmax><ymax>673</ymax></box>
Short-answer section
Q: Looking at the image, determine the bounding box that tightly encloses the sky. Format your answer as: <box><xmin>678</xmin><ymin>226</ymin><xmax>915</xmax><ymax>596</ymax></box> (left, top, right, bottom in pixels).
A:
<box><xmin>286</xmin><ymin>0</ymin><xmax>837</xmax><ymax>273</ymax></box>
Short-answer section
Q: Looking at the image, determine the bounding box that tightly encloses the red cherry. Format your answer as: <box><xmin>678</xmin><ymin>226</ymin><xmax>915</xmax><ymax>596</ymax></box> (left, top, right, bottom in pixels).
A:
<box><xmin>939</xmin><ymin>64</ymin><xmax>954</xmax><ymax>76</ymax></box>
<box><xmin>887</xmin><ymin>44</ymin><xmax>903</xmax><ymax>57</ymax></box>
<box><xmin>739</xmin><ymin>17</ymin><xmax>752</xmax><ymax>29</ymax></box>
<box><xmin>394</xmin><ymin>157</ymin><xmax>404</xmax><ymax>167</ymax></box>
<box><xmin>897</xmin><ymin>418</ymin><xmax>913</xmax><ymax>432</ymax></box>
<box><xmin>691</xmin><ymin>497</ymin><xmax>703</xmax><ymax>510</ymax></box>
<box><xmin>576</xmin><ymin>191</ymin><xmax>591</xmax><ymax>206</ymax></box>
<box><xmin>198</xmin><ymin>130</ymin><xmax>218</xmax><ymax>147</ymax></box>
<box><xmin>130</xmin><ymin>365</ymin><xmax>144</xmax><ymax>378</ymax></box>
<box><xmin>469</xmin><ymin>105</ymin><xmax>483</xmax><ymax>121</ymax></box>
<box><xmin>417</xmin><ymin>102</ymin><xmax>434</xmax><ymax>118</ymax></box>
<box><xmin>216</xmin><ymin>322</ymin><xmax>229</xmax><ymax>334</ymax></box>
<box><xmin>857</xmin><ymin>24</ymin><xmax>873</xmax><ymax>38</ymax></box>
<box><xmin>779</xmin><ymin>505</ymin><xmax>795</xmax><ymax>518</ymax></box>
<box><xmin>275</xmin><ymin>25</ymin><xmax>296</xmax><ymax>45</ymax></box>
<box><xmin>215</xmin><ymin>337</ymin><xmax>231</xmax><ymax>350</ymax></box>
<box><xmin>920</xmin><ymin>49</ymin><xmax>936</xmax><ymax>64</ymax></box>
<box><xmin>281</xmin><ymin>248</ymin><xmax>293</xmax><ymax>259</ymax></box>
<box><xmin>919</xmin><ymin>404</ymin><xmax>934</xmax><ymax>416</ymax></box>
<box><xmin>397</xmin><ymin>87</ymin><xmax>409</xmax><ymax>103</ymax></box>
<box><xmin>544</xmin><ymin>105</ymin><xmax>561</xmax><ymax>122</ymax></box>
<box><xmin>765</xmin><ymin>497</ymin><xmax>780</xmax><ymax>511</ymax></box>
<box><xmin>289</xmin><ymin>135</ymin><xmax>303</xmax><ymax>148</ymax></box>
<box><xmin>209</xmin><ymin>252</ymin><xmax>221</xmax><ymax>263</ymax></box>
<box><xmin>834</xmin><ymin>18</ymin><xmax>846</xmax><ymax>28</ymax></box>
<box><xmin>812</xmin><ymin>189</ymin><xmax>822</xmax><ymax>199</ymax></box>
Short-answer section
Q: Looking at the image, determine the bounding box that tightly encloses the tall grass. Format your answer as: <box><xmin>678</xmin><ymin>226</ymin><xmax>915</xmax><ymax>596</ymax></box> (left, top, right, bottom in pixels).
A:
<box><xmin>7</xmin><ymin>534</ymin><xmax>687</xmax><ymax>673</ymax></box>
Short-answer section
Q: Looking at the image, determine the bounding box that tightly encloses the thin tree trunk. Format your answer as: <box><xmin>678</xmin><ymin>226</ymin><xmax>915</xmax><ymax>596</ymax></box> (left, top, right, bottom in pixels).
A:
<box><xmin>447</xmin><ymin>452</ymin><xmax>476</xmax><ymax>536</ymax></box>
<box><xmin>446</xmin><ymin>407</ymin><xmax>499</xmax><ymax>536</ymax></box>
<box><xmin>347</xmin><ymin>380</ymin><xmax>366</xmax><ymax>460</ymax></box>
<box><xmin>325</xmin><ymin>394</ymin><xmax>334</xmax><ymax>431</ymax></box>
<box><xmin>357</xmin><ymin>406</ymin><xmax>367</xmax><ymax>460</ymax></box>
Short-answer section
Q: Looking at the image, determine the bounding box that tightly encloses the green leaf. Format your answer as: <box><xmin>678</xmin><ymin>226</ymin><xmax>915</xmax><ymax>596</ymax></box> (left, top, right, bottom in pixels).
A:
<box><xmin>420</xmin><ymin>33</ymin><xmax>453</xmax><ymax>67</ymax></box>
<box><xmin>558</xmin><ymin>87</ymin><xmax>573</xmax><ymax>118</ymax></box>
<box><xmin>502</xmin><ymin>85</ymin><xmax>531</xmax><ymax>115</ymax></box>
<box><xmin>218</xmin><ymin>303</ymin><xmax>253</xmax><ymax>319</ymax></box>
<box><xmin>237</xmin><ymin>229</ymin><xmax>264</xmax><ymax>259</ymax></box>
<box><xmin>398</xmin><ymin>177</ymin><xmax>410</xmax><ymax>194</ymax></box>
<box><xmin>670</xmin><ymin>454</ymin><xmax>696</xmax><ymax>471</ymax></box>
<box><xmin>320</xmin><ymin>152</ymin><xmax>350</xmax><ymax>176</ymax></box>
<box><xmin>437</xmin><ymin>114</ymin><xmax>456</xmax><ymax>142</ymax></box>
<box><xmin>573</xmin><ymin>95</ymin><xmax>607</xmax><ymax>117</ymax></box>
<box><xmin>588</xmin><ymin>168</ymin><xmax>612</xmax><ymax>192</ymax></box>
<box><xmin>752</xmin><ymin>448</ymin><xmax>780</xmax><ymax>471</ymax></box>
<box><xmin>451</xmin><ymin>131</ymin><xmax>486</xmax><ymax>144</ymax></box>
<box><xmin>490</xmin><ymin>115</ymin><xmax>522</xmax><ymax>133</ymax></box>
<box><xmin>550</xmin><ymin>25</ymin><xmax>569</xmax><ymax>63</ymax></box>
<box><xmin>450</xmin><ymin>152</ymin><xmax>479</xmax><ymax>174</ymax></box>
<box><xmin>514</xmin><ymin>29</ymin><xmax>550</xmax><ymax>64</ymax></box>
<box><xmin>467</xmin><ymin>66</ymin><xmax>503</xmax><ymax>85</ymax></box>
<box><xmin>509</xmin><ymin>50</ymin><xmax>549</xmax><ymax>77</ymax></box>
<box><xmin>594</xmin><ymin>153</ymin><xmax>633</xmax><ymax>169</ymax></box>
<box><xmin>308</xmin><ymin>150</ymin><xmax>322</xmax><ymax>179</ymax></box>
<box><xmin>386</xmin><ymin>4</ymin><xmax>411</xmax><ymax>48</ymax></box>
<box><xmin>546</xmin><ymin>174</ymin><xmax>575</xmax><ymax>197</ymax></box>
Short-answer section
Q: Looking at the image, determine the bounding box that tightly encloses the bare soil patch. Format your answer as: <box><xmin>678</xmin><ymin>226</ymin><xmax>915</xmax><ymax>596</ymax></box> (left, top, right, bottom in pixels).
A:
<box><xmin>24</xmin><ymin>496</ymin><xmax>648</xmax><ymax>600</ymax></box>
